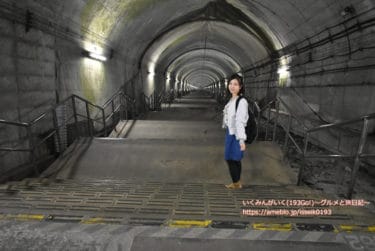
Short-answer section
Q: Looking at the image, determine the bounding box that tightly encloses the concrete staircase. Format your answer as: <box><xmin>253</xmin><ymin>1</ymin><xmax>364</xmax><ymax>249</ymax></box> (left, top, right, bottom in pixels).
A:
<box><xmin>0</xmin><ymin>91</ymin><xmax>374</xmax><ymax>251</ymax></box>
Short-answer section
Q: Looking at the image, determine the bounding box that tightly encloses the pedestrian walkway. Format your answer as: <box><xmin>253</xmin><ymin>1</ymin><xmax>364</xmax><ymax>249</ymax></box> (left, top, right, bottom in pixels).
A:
<box><xmin>0</xmin><ymin>90</ymin><xmax>374</xmax><ymax>251</ymax></box>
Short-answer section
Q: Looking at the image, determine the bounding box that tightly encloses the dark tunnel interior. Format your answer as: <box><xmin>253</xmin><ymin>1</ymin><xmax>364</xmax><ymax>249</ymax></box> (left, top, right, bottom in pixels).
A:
<box><xmin>0</xmin><ymin>0</ymin><xmax>375</xmax><ymax>250</ymax></box>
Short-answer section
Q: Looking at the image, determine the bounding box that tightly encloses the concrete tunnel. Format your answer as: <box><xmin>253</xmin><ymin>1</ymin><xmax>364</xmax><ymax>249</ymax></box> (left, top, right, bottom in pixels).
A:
<box><xmin>0</xmin><ymin>0</ymin><xmax>375</xmax><ymax>250</ymax></box>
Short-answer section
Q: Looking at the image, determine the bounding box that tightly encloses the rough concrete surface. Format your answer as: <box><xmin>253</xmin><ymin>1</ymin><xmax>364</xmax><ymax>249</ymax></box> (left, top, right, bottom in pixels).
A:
<box><xmin>0</xmin><ymin>221</ymin><xmax>374</xmax><ymax>251</ymax></box>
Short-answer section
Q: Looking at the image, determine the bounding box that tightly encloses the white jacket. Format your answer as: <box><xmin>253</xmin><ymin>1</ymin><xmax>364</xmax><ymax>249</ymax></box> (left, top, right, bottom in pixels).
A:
<box><xmin>222</xmin><ymin>96</ymin><xmax>249</xmax><ymax>144</ymax></box>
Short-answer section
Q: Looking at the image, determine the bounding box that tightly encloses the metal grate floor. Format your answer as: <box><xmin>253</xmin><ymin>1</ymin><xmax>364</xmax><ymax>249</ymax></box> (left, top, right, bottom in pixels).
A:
<box><xmin>0</xmin><ymin>178</ymin><xmax>373</xmax><ymax>226</ymax></box>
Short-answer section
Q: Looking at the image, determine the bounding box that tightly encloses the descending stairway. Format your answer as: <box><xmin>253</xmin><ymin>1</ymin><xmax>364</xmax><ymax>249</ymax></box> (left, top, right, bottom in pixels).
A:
<box><xmin>38</xmin><ymin>91</ymin><xmax>297</xmax><ymax>184</ymax></box>
<box><xmin>0</xmin><ymin>91</ymin><xmax>374</xmax><ymax>251</ymax></box>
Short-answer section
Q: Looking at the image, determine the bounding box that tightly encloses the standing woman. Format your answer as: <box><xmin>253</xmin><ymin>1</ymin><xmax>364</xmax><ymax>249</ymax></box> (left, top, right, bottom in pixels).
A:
<box><xmin>222</xmin><ymin>74</ymin><xmax>249</xmax><ymax>189</ymax></box>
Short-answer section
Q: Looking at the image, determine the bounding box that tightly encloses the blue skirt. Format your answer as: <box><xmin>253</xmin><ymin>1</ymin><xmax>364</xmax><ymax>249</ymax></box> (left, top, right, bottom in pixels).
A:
<box><xmin>224</xmin><ymin>129</ymin><xmax>244</xmax><ymax>161</ymax></box>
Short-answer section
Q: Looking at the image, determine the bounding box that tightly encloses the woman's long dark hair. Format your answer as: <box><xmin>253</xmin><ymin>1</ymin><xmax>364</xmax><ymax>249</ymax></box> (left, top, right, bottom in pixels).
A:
<box><xmin>227</xmin><ymin>73</ymin><xmax>245</xmax><ymax>96</ymax></box>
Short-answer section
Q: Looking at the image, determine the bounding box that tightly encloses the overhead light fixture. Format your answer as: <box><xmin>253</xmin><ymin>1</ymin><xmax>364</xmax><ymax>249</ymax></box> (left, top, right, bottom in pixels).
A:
<box><xmin>277</xmin><ymin>66</ymin><xmax>289</xmax><ymax>75</ymax></box>
<box><xmin>89</xmin><ymin>52</ymin><xmax>107</xmax><ymax>61</ymax></box>
<box><xmin>82</xmin><ymin>50</ymin><xmax>107</xmax><ymax>62</ymax></box>
<box><xmin>166</xmin><ymin>72</ymin><xmax>171</xmax><ymax>80</ymax></box>
<box><xmin>277</xmin><ymin>65</ymin><xmax>290</xmax><ymax>87</ymax></box>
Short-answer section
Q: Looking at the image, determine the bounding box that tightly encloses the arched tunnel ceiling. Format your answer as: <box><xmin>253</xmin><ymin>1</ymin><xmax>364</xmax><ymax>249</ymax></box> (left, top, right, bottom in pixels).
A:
<box><xmin>76</xmin><ymin>0</ymin><xmax>286</xmax><ymax>80</ymax></box>
<box><xmin>177</xmin><ymin>62</ymin><xmax>227</xmax><ymax>83</ymax></box>
<box><xmin>136</xmin><ymin>0</ymin><xmax>280</xmax><ymax>87</ymax></box>
<box><xmin>142</xmin><ymin>20</ymin><xmax>270</xmax><ymax>87</ymax></box>
<box><xmin>147</xmin><ymin>21</ymin><xmax>264</xmax><ymax>73</ymax></box>
<box><xmin>23</xmin><ymin>0</ymin><xmax>370</xmax><ymax>87</ymax></box>
<box><xmin>167</xmin><ymin>49</ymin><xmax>241</xmax><ymax>75</ymax></box>
<box><xmin>184</xmin><ymin>70</ymin><xmax>219</xmax><ymax>86</ymax></box>
<box><xmin>167</xmin><ymin>48</ymin><xmax>241</xmax><ymax>85</ymax></box>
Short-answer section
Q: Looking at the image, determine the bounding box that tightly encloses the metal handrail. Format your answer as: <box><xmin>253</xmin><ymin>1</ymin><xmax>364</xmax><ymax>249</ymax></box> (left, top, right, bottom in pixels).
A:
<box><xmin>29</xmin><ymin>95</ymin><xmax>74</xmax><ymax>126</ymax></box>
<box><xmin>157</xmin><ymin>89</ymin><xmax>167</xmax><ymax>110</ymax></box>
<box><xmin>276</xmin><ymin>97</ymin><xmax>310</xmax><ymax>130</ymax></box>
<box><xmin>259</xmin><ymin>100</ymin><xmax>276</xmax><ymax>113</ymax></box>
<box><xmin>102</xmin><ymin>91</ymin><xmax>122</xmax><ymax>108</ymax></box>
<box><xmin>259</xmin><ymin>97</ymin><xmax>313</xmax><ymax>155</ymax></box>
<box><xmin>73</xmin><ymin>95</ymin><xmax>103</xmax><ymax>110</ymax></box>
<box><xmin>142</xmin><ymin>89</ymin><xmax>165</xmax><ymax>111</ymax></box>
<box><xmin>307</xmin><ymin>113</ymin><xmax>375</xmax><ymax>133</ymax></box>
<box><xmin>0</xmin><ymin>146</ymin><xmax>31</xmax><ymax>152</ymax></box>
<box><xmin>123</xmin><ymin>94</ymin><xmax>136</xmax><ymax>104</ymax></box>
<box><xmin>260</xmin><ymin>96</ymin><xmax>375</xmax><ymax>198</ymax></box>
<box><xmin>0</xmin><ymin>89</ymin><xmax>136</xmax><ymax>176</ymax></box>
<box><xmin>208</xmin><ymin>88</ymin><xmax>374</xmax><ymax>198</ymax></box>
<box><xmin>142</xmin><ymin>93</ymin><xmax>150</xmax><ymax>112</ymax></box>
<box><xmin>0</xmin><ymin>119</ymin><xmax>29</xmax><ymax>127</ymax></box>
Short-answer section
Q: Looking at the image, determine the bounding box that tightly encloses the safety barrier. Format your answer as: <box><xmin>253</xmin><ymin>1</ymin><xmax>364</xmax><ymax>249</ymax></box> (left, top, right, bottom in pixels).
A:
<box><xmin>0</xmin><ymin>90</ymin><xmax>136</xmax><ymax>176</ymax></box>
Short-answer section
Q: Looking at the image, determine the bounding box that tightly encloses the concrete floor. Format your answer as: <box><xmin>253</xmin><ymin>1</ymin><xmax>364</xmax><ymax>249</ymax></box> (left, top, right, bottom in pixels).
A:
<box><xmin>48</xmin><ymin>92</ymin><xmax>296</xmax><ymax>185</ymax></box>
<box><xmin>1</xmin><ymin>220</ymin><xmax>373</xmax><ymax>251</ymax></box>
<box><xmin>2</xmin><ymin>91</ymin><xmax>374</xmax><ymax>251</ymax></box>
<box><xmin>50</xmin><ymin>135</ymin><xmax>296</xmax><ymax>185</ymax></box>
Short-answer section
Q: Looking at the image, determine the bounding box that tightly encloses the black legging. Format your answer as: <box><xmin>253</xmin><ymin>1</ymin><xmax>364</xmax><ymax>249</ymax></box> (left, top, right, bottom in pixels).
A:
<box><xmin>226</xmin><ymin>160</ymin><xmax>242</xmax><ymax>183</ymax></box>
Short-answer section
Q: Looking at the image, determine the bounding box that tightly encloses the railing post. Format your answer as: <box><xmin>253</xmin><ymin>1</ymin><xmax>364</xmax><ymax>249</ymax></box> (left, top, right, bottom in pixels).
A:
<box><xmin>52</xmin><ymin>108</ymin><xmax>62</xmax><ymax>153</ymax></box>
<box><xmin>124</xmin><ymin>97</ymin><xmax>128</xmax><ymax>120</ymax></box>
<box><xmin>156</xmin><ymin>91</ymin><xmax>158</xmax><ymax>110</ymax></box>
<box><xmin>144</xmin><ymin>95</ymin><xmax>150</xmax><ymax>112</ymax></box>
<box><xmin>283</xmin><ymin>114</ymin><xmax>292</xmax><ymax>157</ymax></box>
<box><xmin>111</xmin><ymin>99</ymin><xmax>115</xmax><ymax>126</ymax></box>
<box><xmin>149</xmin><ymin>94</ymin><xmax>152</xmax><ymax>111</ymax></box>
<box><xmin>298</xmin><ymin>133</ymin><xmax>309</xmax><ymax>186</ymax></box>
<box><xmin>133</xmin><ymin>100</ymin><xmax>136</xmax><ymax>118</ymax></box>
<box><xmin>102</xmin><ymin>108</ymin><xmax>106</xmax><ymax>136</ymax></box>
<box><xmin>272</xmin><ymin>100</ymin><xmax>280</xmax><ymax>142</ymax></box>
<box><xmin>347</xmin><ymin>118</ymin><xmax>369</xmax><ymax>199</ymax></box>
<box><xmin>145</xmin><ymin>95</ymin><xmax>148</xmax><ymax>112</ymax></box>
<box><xmin>257</xmin><ymin>108</ymin><xmax>261</xmax><ymax>125</ymax></box>
<box><xmin>265</xmin><ymin>106</ymin><xmax>271</xmax><ymax>140</ymax></box>
<box><xmin>71</xmin><ymin>96</ymin><xmax>79</xmax><ymax>138</ymax></box>
<box><xmin>119</xmin><ymin>95</ymin><xmax>124</xmax><ymax>121</ymax></box>
<box><xmin>27</xmin><ymin>125</ymin><xmax>39</xmax><ymax>175</ymax></box>
<box><xmin>85</xmin><ymin>102</ymin><xmax>92</xmax><ymax>137</ymax></box>
<box><xmin>153</xmin><ymin>92</ymin><xmax>156</xmax><ymax>111</ymax></box>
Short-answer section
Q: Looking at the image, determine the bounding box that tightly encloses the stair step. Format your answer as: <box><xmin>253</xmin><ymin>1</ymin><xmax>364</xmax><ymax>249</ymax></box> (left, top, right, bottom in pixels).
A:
<box><xmin>1</xmin><ymin>178</ymin><xmax>373</xmax><ymax>227</ymax></box>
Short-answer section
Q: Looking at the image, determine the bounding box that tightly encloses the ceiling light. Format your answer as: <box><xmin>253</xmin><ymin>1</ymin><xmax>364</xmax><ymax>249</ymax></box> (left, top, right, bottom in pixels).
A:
<box><xmin>277</xmin><ymin>66</ymin><xmax>289</xmax><ymax>75</ymax></box>
<box><xmin>82</xmin><ymin>50</ymin><xmax>107</xmax><ymax>62</ymax></box>
<box><xmin>88</xmin><ymin>52</ymin><xmax>107</xmax><ymax>61</ymax></box>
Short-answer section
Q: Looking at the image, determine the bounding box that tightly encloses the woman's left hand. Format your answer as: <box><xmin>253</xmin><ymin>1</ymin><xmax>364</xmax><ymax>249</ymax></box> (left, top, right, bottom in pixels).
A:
<box><xmin>240</xmin><ymin>143</ymin><xmax>246</xmax><ymax>151</ymax></box>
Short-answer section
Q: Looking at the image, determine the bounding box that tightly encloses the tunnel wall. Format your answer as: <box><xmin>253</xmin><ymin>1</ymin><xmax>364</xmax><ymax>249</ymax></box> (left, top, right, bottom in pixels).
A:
<box><xmin>55</xmin><ymin>39</ymin><xmax>126</xmax><ymax>106</ymax></box>
<box><xmin>0</xmin><ymin>14</ymin><xmax>128</xmax><ymax>180</ymax></box>
<box><xmin>244</xmin><ymin>7</ymin><xmax>375</xmax><ymax>163</ymax></box>
<box><xmin>0</xmin><ymin>18</ymin><xmax>56</xmax><ymax>126</ymax></box>
<box><xmin>0</xmin><ymin>17</ymin><xmax>57</xmax><ymax>180</ymax></box>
